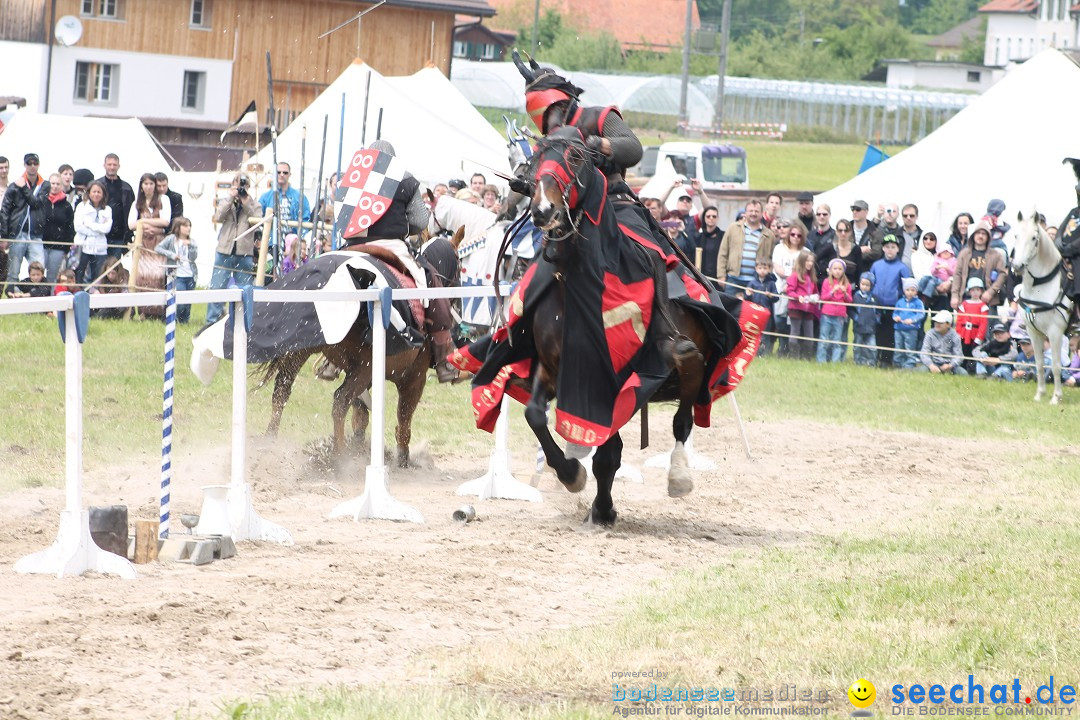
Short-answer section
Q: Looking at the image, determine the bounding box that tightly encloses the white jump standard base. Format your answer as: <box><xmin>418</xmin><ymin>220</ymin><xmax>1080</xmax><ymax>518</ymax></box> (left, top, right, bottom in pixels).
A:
<box><xmin>330</xmin><ymin>466</ymin><xmax>425</xmax><ymax>523</ymax></box>
<box><xmin>456</xmin><ymin>396</ymin><xmax>542</xmax><ymax>502</ymax></box>
<box><xmin>644</xmin><ymin>433</ymin><xmax>717</xmax><ymax>470</ymax></box>
<box><xmin>15</xmin><ymin>510</ymin><xmax>136</xmax><ymax>579</ymax></box>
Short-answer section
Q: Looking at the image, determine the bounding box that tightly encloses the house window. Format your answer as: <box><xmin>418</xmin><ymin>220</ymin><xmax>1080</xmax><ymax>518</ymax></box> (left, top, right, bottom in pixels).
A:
<box><xmin>480</xmin><ymin>43</ymin><xmax>496</xmax><ymax>60</ymax></box>
<box><xmin>82</xmin><ymin>0</ymin><xmax>123</xmax><ymax>19</ymax></box>
<box><xmin>74</xmin><ymin>62</ymin><xmax>117</xmax><ymax>104</ymax></box>
<box><xmin>190</xmin><ymin>0</ymin><xmax>212</xmax><ymax>28</ymax></box>
<box><xmin>182</xmin><ymin>71</ymin><xmax>206</xmax><ymax>112</ymax></box>
<box><xmin>453</xmin><ymin>41</ymin><xmax>466</xmax><ymax>57</ymax></box>
<box><xmin>967</xmin><ymin>70</ymin><xmax>981</xmax><ymax>83</ymax></box>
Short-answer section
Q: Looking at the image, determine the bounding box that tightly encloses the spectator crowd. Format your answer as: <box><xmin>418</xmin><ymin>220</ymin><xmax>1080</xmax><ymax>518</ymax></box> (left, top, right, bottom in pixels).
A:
<box><xmin>638</xmin><ymin>184</ymin><xmax>1080</xmax><ymax>387</ymax></box>
<box><xmin>3</xmin><ymin>150</ymin><xmax>1077</xmax><ymax>386</ymax></box>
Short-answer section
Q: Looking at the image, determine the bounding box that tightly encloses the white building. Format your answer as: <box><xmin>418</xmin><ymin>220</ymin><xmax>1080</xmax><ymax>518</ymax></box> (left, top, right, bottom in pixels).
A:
<box><xmin>882</xmin><ymin>60</ymin><xmax>1006</xmax><ymax>93</ymax></box>
<box><xmin>980</xmin><ymin>0</ymin><xmax>1080</xmax><ymax>66</ymax></box>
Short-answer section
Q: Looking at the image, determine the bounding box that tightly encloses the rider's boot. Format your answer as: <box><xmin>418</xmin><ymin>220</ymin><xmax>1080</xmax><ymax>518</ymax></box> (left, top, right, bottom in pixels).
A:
<box><xmin>430</xmin><ymin>327</ymin><xmax>459</xmax><ymax>383</ymax></box>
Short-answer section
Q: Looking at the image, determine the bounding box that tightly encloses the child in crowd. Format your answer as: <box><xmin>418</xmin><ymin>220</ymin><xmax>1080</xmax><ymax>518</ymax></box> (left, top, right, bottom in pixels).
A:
<box><xmin>870</xmin><ymin>234</ymin><xmax>912</xmax><ymax>367</ymax></box>
<box><xmin>785</xmin><ymin>249</ymin><xmax>819</xmax><ymax>361</ymax></box>
<box><xmin>911</xmin><ymin>232</ymin><xmax>937</xmax><ymax>296</ymax></box>
<box><xmin>1012</xmin><ymin>337</ymin><xmax>1037</xmax><ymax>381</ymax></box>
<box><xmin>6</xmin><ymin>261</ymin><xmax>50</xmax><ymax>298</ymax></box>
<box><xmin>818</xmin><ymin>257</ymin><xmax>852</xmax><ymax>363</ymax></box>
<box><xmin>852</xmin><ymin>273</ymin><xmax>877</xmax><ymax>367</ymax></box>
<box><xmin>918</xmin><ymin>310</ymin><xmax>966</xmax><ymax>375</ymax></box>
<box><xmin>53</xmin><ymin>268</ymin><xmax>77</xmax><ymax>295</ymax></box>
<box><xmin>1065</xmin><ymin>336</ymin><xmax>1080</xmax><ymax>387</ymax></box>
<box><xmin>972</xmin><ymin>323</ymin><xmax>1017</xmax><ymax>380</ymax></box>
<box><xmin>916</xmin><ymin>244</ymin><xmax>956</xmax><ymax>304</ymax></box>
<box><xmin>280</xmin><ymin>233</ymin><xmax>302</xmax><ymax>276</ymax></box>
<box><xmin>89</xmin><ymin>262</ymin><xmax>129</xmax><ymax>319</ymax></box>
<box><xmin>956</xmin><ymin>277</ymin><xmax>989</xmax><ymax>373</ymax></box>
<box><xmin>892</xmin><ymin>278</ymin><xmax>925</xmax><ymax>369</ymax></box>
<box><xmin>157</xmin><ymin>216</ymin><xmax>199</xmax><ymax>324</ymax></box>
<box><xmin>746</xmin><ymin>260</ymin><xmax>778</xmax><ymax>356</ymax></box>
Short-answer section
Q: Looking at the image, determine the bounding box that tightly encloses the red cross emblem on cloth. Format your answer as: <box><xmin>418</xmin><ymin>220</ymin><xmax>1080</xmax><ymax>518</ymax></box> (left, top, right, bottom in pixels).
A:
<box><xmin>334</xmin><ymin>149</ymin><xmax>407</xmax><ymax>239</ymax></box>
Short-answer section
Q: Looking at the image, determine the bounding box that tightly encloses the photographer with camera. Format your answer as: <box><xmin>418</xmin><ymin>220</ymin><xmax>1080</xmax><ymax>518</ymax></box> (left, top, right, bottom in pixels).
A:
<box><xmin>204</xmin><ymin>172</ymin><xmax>261</xmax><ymax>327</ymax></box>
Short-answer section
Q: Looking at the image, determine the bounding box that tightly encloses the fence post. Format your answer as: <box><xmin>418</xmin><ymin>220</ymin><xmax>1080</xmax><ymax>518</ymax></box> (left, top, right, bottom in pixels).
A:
<box><xmin>126</xmin><ymin>220</ymin><xmax>144</xmax><ymax>320</ymax></box>
<box><xmin>255</xmin><ymin>207</ymin><xmax>273</xmax><ymax>287</ymax></box>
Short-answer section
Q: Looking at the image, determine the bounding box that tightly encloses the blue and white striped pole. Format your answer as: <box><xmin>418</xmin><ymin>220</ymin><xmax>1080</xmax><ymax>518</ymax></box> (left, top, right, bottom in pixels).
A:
<box><xmin>160</xmin><ymin>272</ymin><xmax>176</xmax><ymax>539</ymax></box>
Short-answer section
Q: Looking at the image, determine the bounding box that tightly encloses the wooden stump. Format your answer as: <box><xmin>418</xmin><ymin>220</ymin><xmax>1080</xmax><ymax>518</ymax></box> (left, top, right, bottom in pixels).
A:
<box><xmin>134</xmin><ymin>519</ymin><xmax>160</xmax><ymax>564</ymax></box>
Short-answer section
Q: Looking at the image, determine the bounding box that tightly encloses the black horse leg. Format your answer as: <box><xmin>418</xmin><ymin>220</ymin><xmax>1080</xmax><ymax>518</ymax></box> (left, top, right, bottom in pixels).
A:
<box><xmin>668</xmin><ymin>337</ymin><xmax>704</xmax><ymax>498</ymax></box>
<box><xmin>267</xmin><ymin>354</ymin><xmax>304</xmax><ymax>436</ymax></box>
<box><xmin>524</xmin><ymin>369</ymin><xmax>586</xmax><ymax>493</ymax></box>
<box><xmin>586</xmin><ymin>433</ymin><xmax>622</xmax><ymax>526</ymax></box>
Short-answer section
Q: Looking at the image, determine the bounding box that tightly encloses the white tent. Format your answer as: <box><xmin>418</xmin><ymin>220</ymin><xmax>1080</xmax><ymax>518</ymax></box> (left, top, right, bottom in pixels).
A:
<box><xmin>816</xmin><ymin>49</ymin><xmax>1080</xmax><ymax>236</ymax></box>
<box><xmin>0</xmin><ymin>112</ymin><xmax>173</xmax><ymax>176</ymax></box>
<box><xmin>254</xmin><ymin>61</ymin><xmax>511</xmax><ymax>193</ymax></box>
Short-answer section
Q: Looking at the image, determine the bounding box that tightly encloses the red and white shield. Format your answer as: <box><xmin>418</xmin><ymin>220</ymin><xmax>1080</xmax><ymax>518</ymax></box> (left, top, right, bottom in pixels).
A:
<box><xmin>334</xmin><ymin>149</ymin><xmax>407</xmax><ymax>239</ymax></box>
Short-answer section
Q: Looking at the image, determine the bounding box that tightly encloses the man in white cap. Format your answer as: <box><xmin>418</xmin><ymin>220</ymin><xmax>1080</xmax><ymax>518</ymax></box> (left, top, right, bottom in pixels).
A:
<box><xmin>918</xmin><ymin>310</ymin><xmax>967</xmax><ymax>375</ymax></box>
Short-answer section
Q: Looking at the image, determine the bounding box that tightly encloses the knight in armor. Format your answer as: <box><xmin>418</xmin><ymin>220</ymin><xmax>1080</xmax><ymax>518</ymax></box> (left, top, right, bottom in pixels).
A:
<box><xmin>341</xmin><ymin>140</ymin><xmax>458</xmax><ymax>383</ymax></box>
<box><xmin>1059</xmin><ymin>157</ymin><xmax>1080</xmax><ymax>322</ymax></box>
<box><xmin>513</xmin><ymin>51</ymin><xmax>642</xmax><ymax>192</ymax></box>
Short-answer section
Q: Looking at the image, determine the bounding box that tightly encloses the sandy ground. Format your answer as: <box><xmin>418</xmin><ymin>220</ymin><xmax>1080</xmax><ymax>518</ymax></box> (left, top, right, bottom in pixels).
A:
<box><xmin>0</xmin><ymin>412</ymin><xmax>992</xmax><ymax>720</ymax></box>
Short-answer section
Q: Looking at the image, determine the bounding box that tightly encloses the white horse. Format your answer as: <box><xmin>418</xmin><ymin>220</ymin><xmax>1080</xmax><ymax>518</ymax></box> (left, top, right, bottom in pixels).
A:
<box><xmin>428</xmin><ymin>194</ymin><xmax>539</xmax><ymax>329</ymax></box>
<box><xmin>1012</xmin><ymin>209</ymin><xmax>1074</xmax><ymax>404</ymax></box>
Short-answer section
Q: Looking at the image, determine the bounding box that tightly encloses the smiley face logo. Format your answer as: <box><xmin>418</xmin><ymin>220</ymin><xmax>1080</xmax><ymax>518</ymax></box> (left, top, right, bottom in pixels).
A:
<box><xmin>848</xmin><ymin>679</ymin><xmax>876</xmax><ymax>709</ymax></box>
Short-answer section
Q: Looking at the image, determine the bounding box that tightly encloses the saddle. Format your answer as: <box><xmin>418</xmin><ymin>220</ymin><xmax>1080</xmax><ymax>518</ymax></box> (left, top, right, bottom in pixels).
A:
<box><xmin>344</xmin><ymin>242</ymin><xmax>411</xmax><ymax>278</ymax></box>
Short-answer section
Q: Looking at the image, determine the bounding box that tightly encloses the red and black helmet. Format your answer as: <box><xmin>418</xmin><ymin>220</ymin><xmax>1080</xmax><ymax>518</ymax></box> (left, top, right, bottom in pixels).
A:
<box><xmin>513</xmin><ymin>50</ymin><xmax>582</xmax><ymax>132</ymax></box>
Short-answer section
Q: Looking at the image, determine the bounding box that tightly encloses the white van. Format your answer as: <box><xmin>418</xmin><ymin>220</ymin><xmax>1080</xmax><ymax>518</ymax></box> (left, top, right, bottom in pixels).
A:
<box><xmin>629</xmin><ymin>141</ymin><xmax>749</xmax><ymax>192</ymax></box>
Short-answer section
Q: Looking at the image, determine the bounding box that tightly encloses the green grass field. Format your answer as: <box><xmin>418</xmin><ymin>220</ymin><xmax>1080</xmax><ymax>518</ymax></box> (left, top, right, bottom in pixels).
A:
<box><xmin>1</xmin><ymin>315</ymin><xmax>1076</xmax><ymax>720</ymax></box>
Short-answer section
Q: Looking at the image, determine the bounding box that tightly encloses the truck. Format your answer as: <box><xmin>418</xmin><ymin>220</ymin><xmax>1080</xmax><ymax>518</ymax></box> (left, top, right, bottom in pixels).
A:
<box><xmin>628</xmin><ymin>141</ymin><xmax>749</xmax><ymax>197</ymax></box>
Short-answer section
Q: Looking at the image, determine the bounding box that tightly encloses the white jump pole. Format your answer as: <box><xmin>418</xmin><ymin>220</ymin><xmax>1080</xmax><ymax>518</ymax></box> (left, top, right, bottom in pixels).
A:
<box><xmin>728</xmin><ymin>391</ymin><xmax>752</xmax><ymax>460</ymax></box>
<box><xmin>210</xmin><ymin>287</ymin><xmax>294</xmax><ymax>543</ymax></box>
<box><xmin>14</xmin><ymin>292</ymin><xmax>136</xmax><ymax>579</ymax></box>
<box><xmin>330</xmin><ymin>287</ymin><xmax>424</xmax><ymax>523</ymax></box>
<box><xmin>456</xmin><ymin>395</ymin><xmax>542</xmax><ymax>502</ymax></box>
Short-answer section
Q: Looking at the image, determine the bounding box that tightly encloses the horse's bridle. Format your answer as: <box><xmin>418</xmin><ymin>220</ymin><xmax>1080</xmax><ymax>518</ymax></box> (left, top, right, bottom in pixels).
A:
<box><xmin>1014</xmin><ymin>224</ymin><xmax>1073</xmax><ymax>327</ymax></box>
<box><xmin>532</xmin><ymin>138</ymin><xmax>593</xmax><ymax>258</ymax></box>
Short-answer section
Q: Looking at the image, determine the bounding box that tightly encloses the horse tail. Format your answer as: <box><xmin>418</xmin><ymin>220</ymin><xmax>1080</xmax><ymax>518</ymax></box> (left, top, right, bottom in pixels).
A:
<box><xmin>253</xmin><ymin>352</ymin><xmax>307</xmax><ymax>390</ymax></box>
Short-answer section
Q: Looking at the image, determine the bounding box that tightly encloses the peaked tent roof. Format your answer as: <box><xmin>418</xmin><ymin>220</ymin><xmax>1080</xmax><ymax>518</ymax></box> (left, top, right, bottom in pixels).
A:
<box><xmin>0</xmin><ymin>113</ymin><xmax>174</xmax><ymax>174</ymax></box>
<box><xmin>816</xmin><ymin>49</ymin><xmax>1080</xmax><ymax>235</ymax></box>
<box><xmin>254</xmin><ymin>61</ymin><xmax>511</xmax><ymax>191</ymax></box>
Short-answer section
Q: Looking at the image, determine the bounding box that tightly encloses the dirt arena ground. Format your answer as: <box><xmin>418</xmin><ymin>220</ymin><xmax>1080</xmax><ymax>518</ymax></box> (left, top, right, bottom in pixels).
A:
<box><xmin>0</xmin><ymin>415</ymin><xmax>992</xmax><ymax>720</ymax></box>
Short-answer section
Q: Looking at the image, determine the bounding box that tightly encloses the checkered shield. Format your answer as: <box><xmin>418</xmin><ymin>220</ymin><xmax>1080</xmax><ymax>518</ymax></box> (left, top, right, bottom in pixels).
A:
<box><xmin>334</xmin><ymin>149</ymin><xmax>407</xmax><ymax>239</ymax></box>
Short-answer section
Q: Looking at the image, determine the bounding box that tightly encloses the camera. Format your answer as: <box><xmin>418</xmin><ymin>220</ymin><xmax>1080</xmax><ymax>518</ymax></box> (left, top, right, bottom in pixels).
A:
<box><xmin>237</xmin><ymin>176</ymin><xmax>250</xmax><ymax>198</ymax></box>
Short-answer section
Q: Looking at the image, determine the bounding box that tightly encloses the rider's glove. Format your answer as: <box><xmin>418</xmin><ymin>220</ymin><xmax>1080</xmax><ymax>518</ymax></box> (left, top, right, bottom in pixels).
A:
<box><xmin>509</xmin><ymin>175</ymin><xmax>533</xmax><ymax>195</ymax></box>
<box><xmin>585</xmin><ymin>136</ymin><xmax>605</xmax><ymax>154</ymax></box>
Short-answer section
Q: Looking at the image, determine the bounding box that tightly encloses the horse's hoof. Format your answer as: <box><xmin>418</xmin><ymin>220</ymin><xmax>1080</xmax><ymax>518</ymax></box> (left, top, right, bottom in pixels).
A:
<box><xmin>562</xmin><ymin>459</ymin><xmax>587</xmax><ymax>493</ymax></box>
<box><xmin>1051</xmin><ymin>396</ymin><xmax>1062</xmax><ymax>406</ymax></box>
<box><xmin>1034</xmin><ymin>393</ymin><xmax>1044</xmax><ymax>402</ymax></box>
<box><xmin>668</xmin><ymin>465</ymin><xmax>694</xmax><ymax>498</ymax></box>
<box><xmin>583</xmin><ymin>506</ymin><xmax>617</xmax><ymax>527</ymax></box>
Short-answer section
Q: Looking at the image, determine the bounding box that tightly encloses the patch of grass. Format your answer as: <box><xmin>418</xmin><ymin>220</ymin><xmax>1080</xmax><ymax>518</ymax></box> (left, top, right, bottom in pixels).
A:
<box><xmin>0</xmin><ymin>313</ymin><xmax>511</xmax><ymax>492</ymax></box>
<box><xmin>425</xmin><ymin>452</ymin><xmax>1080</xmax><ymax>714</ymax></box>
<box><xmin>733</xmin><ymin>355</ymin><xmax>1078</xmax><ymax>446</ymax></box>
<box><xmin>226</xmin><ymin>453</ymin><xmax>1080</xmax><ymax>717</ymax></box>
<box><xmin>213</xmin><ymin>686</ymin><xmax>604</xmax><ymax>720</ymax></box>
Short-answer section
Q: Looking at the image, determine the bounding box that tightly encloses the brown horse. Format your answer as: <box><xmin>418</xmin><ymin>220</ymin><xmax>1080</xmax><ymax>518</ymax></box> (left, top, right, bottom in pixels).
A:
<box><xmin>260</xmin><ymin>329</ymin><xmax>430</xmax><ymax>467</ymax></box>
<box><xmin>252</xmin><ymin>250</ymin><xmax>449</xmax><ymax>467</ymax></box>
<box><xmin>509</xmin><ymin>128</ymin><xmax>744</xmax><ymax>525</ymax></box>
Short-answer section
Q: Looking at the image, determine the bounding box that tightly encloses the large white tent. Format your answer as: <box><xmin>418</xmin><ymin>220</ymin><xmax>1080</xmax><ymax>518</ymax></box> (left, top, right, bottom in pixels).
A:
<box><xmin>816</xmin><ymin>49</ymin><xmax>1080</xmax><ymax>236</ymax></box>
<box><xmin>253</xmin><ymin>61</ymin><xmax>511</xmax><ymax>192</ymax></box>
<box><xmin>0</xmin><ymin>113</ymin><xmax>173</xmax><ymax>175</ymax></box>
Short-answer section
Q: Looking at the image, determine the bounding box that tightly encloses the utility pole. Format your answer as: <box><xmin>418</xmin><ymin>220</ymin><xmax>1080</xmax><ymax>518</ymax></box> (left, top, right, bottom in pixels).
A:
<box><xmin>532</xmin><ymin>0</ymin><xmax>541</xmax><ymax>53</ymax></box>
<box><xmin>712</xmin><ymin>0</ymin><xmax>732</xmax><ymax>132</ymax></box>
<box><xmin>678</xmin><ymin>0</ymin><xmax>693</xmax><ymax>130</ymax></box>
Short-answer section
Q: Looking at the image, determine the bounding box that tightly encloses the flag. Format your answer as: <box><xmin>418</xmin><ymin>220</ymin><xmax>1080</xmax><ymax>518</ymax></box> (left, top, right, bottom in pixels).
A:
<box><xmin>220</xmin><ymin>100</ymin><xmax>258</xmax><ymax>142</ymax></box>
<box><xmin>858</xmin><ymin>144</ymin><xmax>889</xmax><ymax>174</ymax></box>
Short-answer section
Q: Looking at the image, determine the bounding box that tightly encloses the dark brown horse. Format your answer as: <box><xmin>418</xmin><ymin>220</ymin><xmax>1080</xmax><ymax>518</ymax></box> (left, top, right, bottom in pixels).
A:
<box><xmin>255</xmin><ymin>247</ymin><xmax>455</xmax><ymax>467</ymax></box>
<box><xmin>513</xmin><ymin>128</ymin><xmax>743</xmax><ymax>525</ymax></box>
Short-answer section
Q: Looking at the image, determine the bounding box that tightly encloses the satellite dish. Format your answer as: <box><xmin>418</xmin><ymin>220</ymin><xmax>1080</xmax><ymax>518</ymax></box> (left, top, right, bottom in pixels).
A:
<box><xmin>54</xmin><ymin>16</ymin><xmax>83</xmax><ymax>47</ymax></box>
